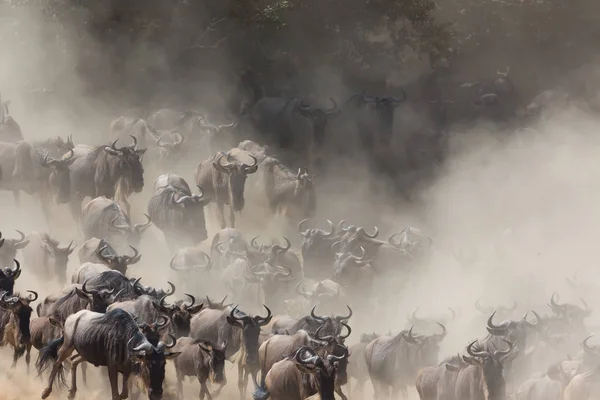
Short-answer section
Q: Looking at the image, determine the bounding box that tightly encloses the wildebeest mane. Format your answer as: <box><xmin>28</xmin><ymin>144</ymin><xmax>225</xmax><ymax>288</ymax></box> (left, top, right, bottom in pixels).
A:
<box><xmin>82</xmin><ymin>200</ymin><xmax>129</xmax><ymax>240</ymax></box>
<box><xmin>88</xmin><ymin>308</ymin><xmax>146</xmax><ymax>366</ymax></box>
<box><xmin>147</xmin><ymin>187</ymin><xmax>183</xmax><ymax>228</ymax></box>
<box><xmin>49</xmin><ymin>289</ymin><xmax>90</xmax><ymax>324</ymax></box>
<box><xmin>87</xmin><ymin>270</ymin><xmax>137</xmax><ymax>299</ymax></box>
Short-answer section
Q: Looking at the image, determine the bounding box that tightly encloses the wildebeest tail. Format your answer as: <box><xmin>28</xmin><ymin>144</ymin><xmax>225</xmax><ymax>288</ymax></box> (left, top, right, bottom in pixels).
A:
<box><xmin>36</xmin><ymin>335</ymin><xmax>66</xmax><ymax>386</ymax></box>
<box><xmin>252</xmin><ymin>337</ymin><xmax>270</xmax><ymax>400</ymax></box>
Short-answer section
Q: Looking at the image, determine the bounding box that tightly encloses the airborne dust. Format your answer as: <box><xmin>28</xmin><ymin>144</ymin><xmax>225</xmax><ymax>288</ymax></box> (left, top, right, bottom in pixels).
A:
<box><xmin>1</xmin><ymin>2</ymin><xmax>600</xmax><ymax>400</ymax></box>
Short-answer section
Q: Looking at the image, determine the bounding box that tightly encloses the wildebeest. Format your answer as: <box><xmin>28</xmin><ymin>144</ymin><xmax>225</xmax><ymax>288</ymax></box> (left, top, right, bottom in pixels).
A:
<box><xmin>43</xmin><ymin>281</ymin><xmax>118</xmax><ymax>324</ymax></box>
<box><xmin>195</xmin><ymin>148</ymin><xmax>258</xmax><ymax>228</ymax></box>
<box><xmin>0</xmin><ymin>291</ymin><xmax>37</xmax><ymax>371</ymax></box>
<box><xmin>237</xmin><ymin>140</ymin><xmax>272</xmax><ymax>164</ymax></box>
<box><xmin>68</xmin><ymin>136</ymin><xmax>146</xmax><ymax>220</ymax></box>
<box><xmin>299</xmin><ymin>219</ymin><xmax>339</xmax><ymax>281</ymax></box>
<box><xmin>0</xmin><ymin>230</ymin><xmax>29</xmax><ymax>266</ymax></box>
<box><xmin>39</xmin><ymin>148</ymin><xmax>77</xmax><ymax>206</ymax></box>
<box><xmin>271</xmin><ymin>305</ymin><xmax>353</xmax><ymax>337</ymax></box>
<box><xmin>22</xmin><ymin>231</ymin><xmax>74</xmax><ymax>285</ymax></box>
<box><xmin>172</xmin><ymin>337</ymin><xmax>228</xmax><ymax>400</ymax></box>
<box><xmin>77</xmin><ymin>238</ymin><xmax>141</xmax><ymax>275</ymax></box>
<box><xmin>210</xmin><ymin>228</ymin><xmax>248</xmax><ymax>270</ymax></box>
<box><xmin>258</xmin><ymin>345</ymin><xmax>348</xmax><ymax>400</ymax></box>
<box><xmin>30</xmin><ymin>315</ymin><xmax>62</xmax><ymax>351</ymax></box>
<box><xmin>81</xmin><ymin>196</ymin><xmax>152</xmax><ymax>254</ymax></box>
<box><xmin>364</xmin><ymin>327</ymin><xmax>423</xmax><ymax>399</ymax></box>
<box><xmin>147</xmin><ymin>294</ymin><xmax>205</xmax><ymax>338</ymax></box>
<box><xmin>344</xmin><ymin>91</ymin><xmax>407</xmax><ymax>150</ymax></box>
<box><xmin>247</xmin><ymin>96</ymin><xmax>339</xmax><ymax>168</ymax></box>
<box><xmin>37</xmin><ymin>308</ymin><xmax>181</xmax><ymax>400</ymax></box>
<box><xmin>255</xmin><ymin>156</ymin><xmax>316</xmax><ymax>221</ymax></box>
<box><xmin>454</xmin><ymin>340</ymin><xmax>515</xmax><ymax>400</ymax></box>
<box><xmin>190</xmin><ymin>304</ymin><xmax>272</xmax><ymax>399</ymax></box>
<box><xmin>148</xmin><ymin>173</ymin><xmax>210</xmax><ymax>250</ymax></box>
<box><xmin>0</xmin><ymin>94</ymin><xmax>23</xmax><ymax>142</ymax></box>
<box><xmin>0</xmin><ymin>258</ymin><xmax>22</xmax><ymax>296</ymax></box>
<box><xmin>415</xmin><ymin>354</ymin><xmax>468</xmax><ymax>400</ymax></box>
<box><xmin>347</xmin><ymin>332</ymin><xmax>381</xmax><ymax>400</ymax></box>
<box><xmin>516</xmin><ymin>363</ymin><xmax>569</xmax><ymax>400</ymax></box>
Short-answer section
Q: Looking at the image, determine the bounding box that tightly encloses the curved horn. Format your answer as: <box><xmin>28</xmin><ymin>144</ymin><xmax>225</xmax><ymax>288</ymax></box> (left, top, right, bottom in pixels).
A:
<box><xmin>467</xmin><ymin>340</ymin><xmax>489</xmax><ymax>358</ymax></box>
<box><xmin>14</xmin><ymin>230</ymin><xmax>26</xmax><ymax>245</ymax></box>
<box><xmin>229</xmin><ymin>304</ymin><xmax>244</xmax><ymax>322</ymax></box>
<box><xmin>129</xmin><ymin>135</ymin><xmax>138</xmax><ymax>149</ymax></box>
<box><xmin>447</xmin><ymin>307</ymin><xmax>456</xmax><ymax>321</ymax></box>
<box><xmin>110</xmin><ymin>139</ymin><xmax>119</xmax><ymax>151</ymax></box>
<box><xmin>26</xmin><ymin>290</ymin><xmax>39</xmax><ymax>302</ymax></box>
<box><xmin>486</xmin><ymin>311</ymin><xmax>508</xmax><ymax>335</ymax></box>
<box><xmin>338</xmin><ymin>220</ymin><xmax>352</xmax><ymax>232</ymax></box>
<box><xmin>164</xmin><ymin>282</ymin><xmax>175</xmax><ymax>296</ymax></box>
<box><xmin>582</xmin><ymin>335</ymin><xmax>597</xmax><ymax>353</ymax></box>
<box><xmin>184</xmin><ymin>293</ymin><xmax>196</xmax><ymax>309</ymax></box>
<box><xmin>435</xmin><ymin>322</ymin><xmax>447</xmax><ymax>340</ymax></box>
<box><xmin>493</xmin><ymin>339</ymin><xmax>515</xmax><ymax>361</ymax></box>
<box><xmin>129</xmin><ymin>338</ymin><xmax>153</xmax><ymax>354</ymax></box>
<box><xmin>271</xmin><ymin>237</ymin><xmax>291</xmax><ymax>254</ymax></box>
<box><xmin>325</xmin><ymin>98</ymin><xmax>338</xmax><ymax>114</ymax></box>
<box><xmin>335</xmin><ymin>305</ymin><xmax>353</xmax><ymax>322</ymax></box>
<box><xmin>258</xmin><ymin>304</ymin><xmax>273</xmax><ymax>326</ymax></box>
<box><xmin>339</xmin><ymin>322</ymin><xmax>352</xmax><ymax>339</ymax></box>
<box><xmin>126</xmin><ymin>246</ymin><xmax>141</xmax><ymax>264</ymax></box>
<box><xmin>324</xmin><ymin>220</ymin><xmax>335</xmax><ymax>237</ymax></box>
<box><xmin>362</xmin><ymin>226</ymin><xmax>379</xmax><ymax>239</ymax></box>
<box><xmin>310</xmin><ymin>305</ymin><xmax>326</xmax><ymax>322</ymax></box>
<box><xmin>475</xmin><ymin>298</ymin><xmax>493</xmax><ymax>314</ymax></box>
<box><xmin>134</xmin><ymin>214</ymin><xmax>152</xmax><ymax>233</ymax></box>
<box><xmin>243</xmin><ymin>154</ymin><xmax>259</xmax><ymax>174</ymax></box>
<box><xmin>411</xmin><ymin>308</ymin><xmax>425</xmax><ymax>323</ymax></box>
<box><xmin>158</xmin><ymin>334</ymin><xmax>177</xmax><ymax>350</ymax></box>
<box><xmin>156</xmin><ymin>315</ymin><xmax>169</xmax><ymax>329</ymax></box>
<box><xmin>7</xmin><ymin>259</ymin><xmax>20</xmax><ymax>278</ymax></box>
<box><xmin>298</xmin><ymin>219</ymin><xmax>309</xmax><ymax>233</ymax></box>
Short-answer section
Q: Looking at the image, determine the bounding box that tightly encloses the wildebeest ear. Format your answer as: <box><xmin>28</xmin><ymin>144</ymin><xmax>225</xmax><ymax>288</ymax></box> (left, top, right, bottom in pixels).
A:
<box><xmin>188</xmin><ymin>304</ymin><xmax>204</xmax><ymax>315</ymax></box>
<box><xmin>48</xmin><ymin>317</ymin><xmax>61</xmax><ymax>328</ymax></box>
<box><xmin>226</xmin><ymin>316</ymin><xmax>244</xmax><ymax>328</ymax></box>
<box><xmin>198</xmin><ymin>342</ymin><xmax>213</xmax><ymax>353</ymax></box>
<box><xmin>136</xmin><ymin>148</ymin><xmax>147</xmax><ymax>156</ymax></box>
<box><xmin>294</xmin><ymin>363</ymin><xmax>314</xmax><ymax>374</ymax></box>
<box><xmin>165</xmin><ymin>351</ymin><xmax>182</xmax><ymax>360</ymax></box>
<box><xmin>445</xmin><ymin>363</ymin><xmax>460</xmax><ymax>372</ymax></box>
<box><xmin>75</xmin><ymin>288</ymin><xmax>89</xmax><ymax>300</ymax></box>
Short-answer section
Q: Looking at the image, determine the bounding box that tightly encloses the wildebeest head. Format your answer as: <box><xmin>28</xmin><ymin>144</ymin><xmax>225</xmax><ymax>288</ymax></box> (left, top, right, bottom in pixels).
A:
<box><xmin>128</xmin><ymin>334</ymin><xmax>181</xmax><ymax>400</ymax></box>
<box><xmin>169</xmin><ymin>250</ymin><xmax>212</xmax><ymax>273</ymax></box>
<box><xmin>39</xmin><ymin>149</ymin><xmax>77</xmax><ymax>204</ymax></box>
<box><xmin>198</xmin><ymin>340</ymin><xmax>228</xmax><ymax>384</ymax></box>
<box><xmin>314</xmin><ymin>321</ymin><xmax>352</xmax><ymax>385</ymax></box>
<box><xmin>103</xmin><ymin>136</ymin><xmax>147</xmax><ymax>193</ymax></box>
<box><xmin>0</xmin><ymin>258</ymin><xmax>21</xmax><ymax>295</ymax></box>
<box><xmin>132</xmin><ymin>279</ymin><xmax>176</xmax><ymax>301</ymax></box>
<box><xmin>170</xmin><ymin>185</ymin><xmax>210</xmax><ymax>241</ymax></box>
<box><xmin>0</xmin><ymin>230</ymin><xmax>29</xmax><ymax>266</ymax></box>
<box><xmin>226</xmin><ymin>304</ymin><xmax>272</xmax><ymax>367</ymax></box>
<box><xmin>110</xmin><ymin>213</ymin><xmax>153</xmax><ymax>249</ymax></box>
<box><xmin>156</xmin><ymin>131</ymin><xmax>185</xmax><ymax>159</ymax></box>
<box><xmin>96</xmin><ymin>242</ymin><xmax>141</xmax><ymax>275</ymax></box>
<box><xmin>152</xmin><ymin>294</ymin><xmax>204</xmax><ymax>338</ymax></box>
<box><xmin>548</xmin><ymin>292</ymin><xmax>591</xmax><ymax>331</ymax></box>
<box><xmin>388</xmin><ymin>227</ymin><xmax>433</xmax><ymax>261</ymax></box>
<box><xmin>293</xmin><ymin>345</ymin><xmax>349</xmax><ymax>398</ymax></box>
<box><xmin>299</xmin><ymin>219</ymin><xmax>338</xmax><ymax>252</ymax></box>
<box><xmin>308</xmin><ymin>305</ymin><xmax>353</xmax><ymax>338</ymax></box>
<box><xmin>205</xmin><ymin>295</ymin><xmax>230</xmax><ymax>310</ymax></box>
<box><xmin>408</xmin><ymin>307</ymin><xmax>456</xmax><ymax>329</ymax></box>
<box><xmin>414</xmin><ymin>322</ymin><xmax>447</xmax><ymax>367</ymax></box>
<box><xmin>0</xmin><ymin>290</ymin><xmax>37</xmax><ymax>344</ymax></box>
<box><xmin>475</xmin><ymin>298</ymin><xmax>517</xmax><ymax>319</ymax></box>
<box><xmin>213</xmin><ymin>150</ymin><xmax>258</xmax><ymax>211</ymax></box>
<box><xmin>463</xmin><ymin>339</ymin><xmax>515</xmax><ymax>396</ymax></box>
<box><xmin>294</xmin><ymin>98</ymin><xmax>340</xmax><ymax>147</ymax></box>
<box><xmin>75</xmin><ymin>279</ymin><xmax>116</xmax><ymax>313</ymax></box>
<box><xmin>348</xmin><ymin>91</ymin><xmax>407</xmax><ymax>145</ymax></box>
<box><xmin>295</xmin><ymin>280</ymin><xmax>345</xmax><ymax>313</ymax></box>
<box><xmin>335</xmin><ymin>220</ymin><xmax>383</xmax><ymax>256</ymax></box>
<box><xmin>486</xmin><ymin>310</ymin><xmax>539</xmax><ymax>350</ymax></box>
<box><xmin>42</xmin><ymin>236</ymin><xmax>75</xmax><ymax>281</ymax></box>
<box><xmin>332</xmin><ymin>246</ymin><xmax>374</xmax><ymax>287</ymax></box>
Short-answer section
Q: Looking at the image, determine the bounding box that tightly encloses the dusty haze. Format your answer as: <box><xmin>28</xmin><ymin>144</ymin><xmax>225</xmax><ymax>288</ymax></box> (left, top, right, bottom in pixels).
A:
<box><xmin>1</xmin><ymin>2</ymin><xmax>600</xmax><ymax>400</ymax></box>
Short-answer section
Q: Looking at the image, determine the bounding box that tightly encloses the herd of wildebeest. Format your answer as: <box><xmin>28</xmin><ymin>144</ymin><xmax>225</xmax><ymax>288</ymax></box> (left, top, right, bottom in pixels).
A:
<box><xmin>0</xmin><ymin>74</ymin><xmax>595</xmax><ymax>400</ymax></box>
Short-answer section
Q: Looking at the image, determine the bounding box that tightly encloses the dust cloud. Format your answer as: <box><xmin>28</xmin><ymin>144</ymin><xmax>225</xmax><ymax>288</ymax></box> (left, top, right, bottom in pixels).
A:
<box><xmin>2</xmin><ymin>1</ymin><xmax>600</xmax><ymax>400</ymax></box>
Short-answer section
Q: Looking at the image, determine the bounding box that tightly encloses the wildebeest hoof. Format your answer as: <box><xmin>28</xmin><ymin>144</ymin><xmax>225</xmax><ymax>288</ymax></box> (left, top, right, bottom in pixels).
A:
<box><xmin>41</xmin><ymin>388</ymin><xmax>52</xmax><ymax>399</ymax></box>
<box><xmin>120</xmin><ymin>393</ymin><xmax>129</xmax><ymax>399</ymax></box>
<box><xmin>68</xmin><ymin>390</ymin><xmax>77</xmax><ymax>400</ymax></box>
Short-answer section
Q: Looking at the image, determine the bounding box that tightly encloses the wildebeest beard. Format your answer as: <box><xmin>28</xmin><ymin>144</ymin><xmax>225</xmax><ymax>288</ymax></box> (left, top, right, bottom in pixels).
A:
<box><xmin>229</xmin><ymin>173</ymin><xmax>247</xmax><ymax>212</ymax></box>
<box><xmin>119</xmin><ymin>151</ymin><xmax>145</xmax><ymax>193</ymax></box>
<box><xmin>16</xmin><ymin>303</ymin><xmax>32</xmax><ymax>343</ymax></box>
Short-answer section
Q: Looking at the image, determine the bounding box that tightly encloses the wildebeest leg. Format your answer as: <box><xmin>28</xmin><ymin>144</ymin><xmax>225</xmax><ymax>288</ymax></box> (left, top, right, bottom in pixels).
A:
<box><xmin>229</xmin><ymin>205</ymin><xmax>235</xmax><ymax>229</ymax></box>
<box><xmin>175</xmin><ymin>366</ymin><xmax>184</xmax><ymax>400</ymax></box>
<box><xmin>120</xmin><ymin>371</ymin><xmax>130</xmax><ymax>399</ymax></box>
<box><xmin>25</xmin><ymin>343</ymin><xmax>32</xmax><ymax>374</ymax></box>
<box><xmin>335</xmin><ymin>385</ymin><xmax>348</xmax><ymax>400</ymax></box>
<box><xmin>107</xmin><ymin>367</ymin><xmax>121</xmax><ymax>400</ymax></box>
<box><xmin>81</xmin><ymin>361</ymin><xmax>88</xmax><ymax>386</ymax></box>
<box><xmin>216</xmin><ymin>202</ymin><xmax>226</xmax><ymax>229</ymax></box>
<box><xmin>42</xmin><ymin>344</ymin><xmax>75</xmax><ymax>399</ymax></box>
<box><xmin>68</xmin><ymin>355</ymin><xmax>84</xmax><ymax>400</ymax></box>
<box><xmin>237</xmin><ymin>363</ymin><xmax>248</xmax><ymax>399</ymax></box>
<box><xmin>199</xmin><ymin>378</ymin><xmax>211</xmax><ymax>400</ymax></box>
